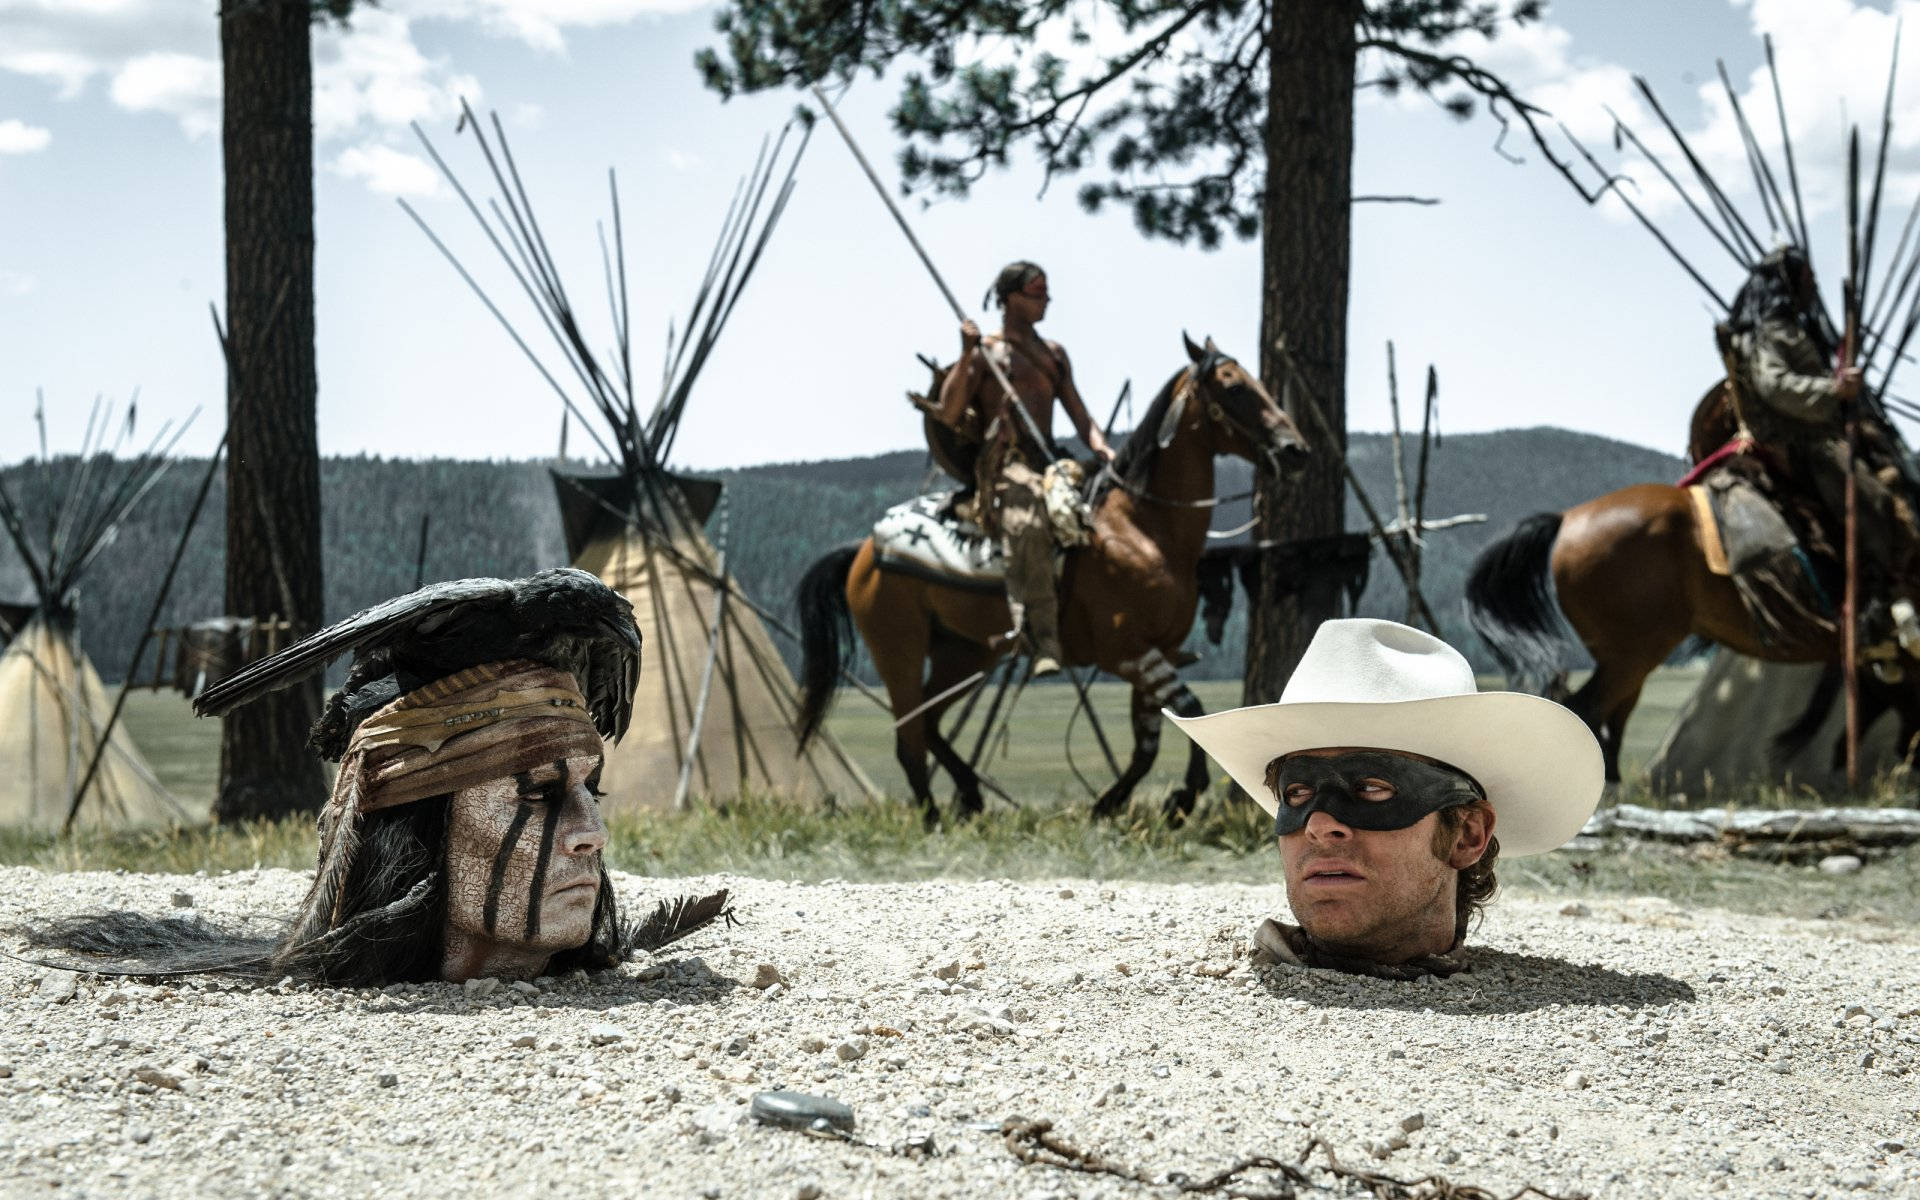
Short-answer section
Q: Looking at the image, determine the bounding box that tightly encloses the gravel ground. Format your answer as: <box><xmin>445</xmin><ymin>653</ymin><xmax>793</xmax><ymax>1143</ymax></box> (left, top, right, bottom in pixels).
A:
<box><xmin>2</xmin><ymin>866</ymin><xmax>1918</xmax><ymax>1200</ymax></box>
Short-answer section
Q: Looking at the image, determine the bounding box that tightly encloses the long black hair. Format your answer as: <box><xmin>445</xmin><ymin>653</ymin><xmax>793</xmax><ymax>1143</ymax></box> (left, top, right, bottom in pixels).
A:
<box><xmin>1728</xmin><ymin>246</ymin><xmax>1839</xmax><ymax>360</ymax></box>
<box><xmin>18</xmin><ymin>798</ymin><xmax>625</xmax><ymax>987</ymax></box>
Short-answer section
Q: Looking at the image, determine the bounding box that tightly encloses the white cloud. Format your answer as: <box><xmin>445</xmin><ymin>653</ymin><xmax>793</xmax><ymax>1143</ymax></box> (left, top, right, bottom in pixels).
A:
<box><xmin>109</xmin><ymin>50</ymin><xmax>219</xmax><ymax>138</ymax></box>
<box><xmin>0</xmin><ymin>0</ymin><xmax>688</xmax><ymax>195</ymax></box>
<box><xmin>0</xmin><ymin>118</ymin><xmax>51</xmax><ymax>153</ymax></box>
<box><xmin>314</xmin><ymin>8</ymin><xmax>480</xmax><ymax>141</ymax></box>
<box><xmin>1377</xmin><ymin>0</ymin><xmax>1920</xmax><ymax>232</ymax></box>
<box><xmin>332</xmin><ymin>142</ymin><xmax>441</xmax><ymax>196</ymax></box>
<box><xmin>396</xmin><ymin>0</ymin><xmax>711</xmax><ymax>55</ymax></box>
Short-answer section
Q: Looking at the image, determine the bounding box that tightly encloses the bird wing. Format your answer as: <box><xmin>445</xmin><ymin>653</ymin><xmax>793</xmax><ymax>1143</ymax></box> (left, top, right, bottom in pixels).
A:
<box><xmin>192</xmin><ymin>576</ymin><xmax>517</xmax><ymax>718</ymax></box>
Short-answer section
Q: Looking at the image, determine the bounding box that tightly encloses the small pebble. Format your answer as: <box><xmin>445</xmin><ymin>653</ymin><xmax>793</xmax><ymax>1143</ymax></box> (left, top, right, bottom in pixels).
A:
<box><xmin>1056</xmin><ymin>888</ymin><xmax>1075</xmax><ymax>899</ymax></box>
<box><xmin>795</xmin><ymin>1184</ymin><xmax>823</xmax><ymax>1200</ymax></box>
<box><xmin>462</xmin><ymin>977</ymin><xmax>501</xmax><ymax>998</ymax></box>
<box><xmin>170</xmin><ymin>891</ymin><xmax>194</xmax><ymax>908</ymax></box>
<box><xmin>376</xmin><ymin>1071</ymin><xmax>398</xmax><ymax>1088</ymax></box>
<box><xmin>931</xmin><ymin>961</ymin><xmax>962</xmax><ymax>981</ymax></box>
<box><xmin>751</xmin><ymin>963</ymin><xmax>784</xmax><ymax>990</ymax></box>
<box><xmin>1818</xmin><ymin>855</ymin><xmax>1864</xmax><ymax>875</ymax></box>
<box><xmin>834</xmin><ymin>1038</ymin><xmax>868</xmax><ymax>1062</ymax></box>
<box><xmin>1398</xmin><ymin>1112</ymin><xmax>1425</xmax><ymax>1133</ymax></box>
<box><xmin>1562</xmin><ymin>1071</ymin><xmax>1589</xmax><ymax>1090</ymax></box>
<box><xmin>588</xmin><ymin>1024</ymin><xmax>627</xmax><ymax>1046</ymax></box>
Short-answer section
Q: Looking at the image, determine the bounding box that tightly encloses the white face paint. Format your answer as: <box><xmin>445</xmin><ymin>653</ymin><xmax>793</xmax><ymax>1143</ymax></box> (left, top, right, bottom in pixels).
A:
<box><xmin>440</xmin><ymin>753</ymin><xmax>607</xmax><ymax>982</ymax></box>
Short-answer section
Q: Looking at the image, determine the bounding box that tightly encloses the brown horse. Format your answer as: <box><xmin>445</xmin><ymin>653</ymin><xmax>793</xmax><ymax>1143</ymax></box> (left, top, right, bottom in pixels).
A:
<box><xmin>1465</xmin><ymin>466</ymin><xmax>1920</xmax><ymax>783</ymax></box>
<box><xmin>795</xmin><ymin>335</ymin><xmax>1309</xmax><ymax>824</ymax></box>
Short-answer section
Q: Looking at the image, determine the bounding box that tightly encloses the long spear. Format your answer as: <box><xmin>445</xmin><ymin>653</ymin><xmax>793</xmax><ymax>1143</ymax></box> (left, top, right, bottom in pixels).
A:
<box><xmin>809</xmin><ymin>85</ymin><xmax>1057</xmax><ymax>464</ymax></box>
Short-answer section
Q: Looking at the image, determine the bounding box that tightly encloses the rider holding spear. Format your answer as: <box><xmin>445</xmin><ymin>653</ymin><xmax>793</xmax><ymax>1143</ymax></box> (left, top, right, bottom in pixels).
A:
<box><xmin>938</xmin><ymin>262</ymin><xmax>1116</xmax><ymax>675</ymax></box>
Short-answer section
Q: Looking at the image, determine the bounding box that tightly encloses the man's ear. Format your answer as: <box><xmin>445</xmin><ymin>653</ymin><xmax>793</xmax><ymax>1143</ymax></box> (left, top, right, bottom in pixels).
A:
<box><xmin>1447</xmin><ymin>805</ymin><xmax>1495</xmax><ymax>869</ymax></box>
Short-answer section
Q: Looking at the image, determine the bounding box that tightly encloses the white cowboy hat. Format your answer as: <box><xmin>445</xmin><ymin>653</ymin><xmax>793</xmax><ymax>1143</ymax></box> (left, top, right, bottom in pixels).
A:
<box><xmin>1166</xmin><ymin>618</ymin><xmax>1602</xmax><ymax>857</ymax></box>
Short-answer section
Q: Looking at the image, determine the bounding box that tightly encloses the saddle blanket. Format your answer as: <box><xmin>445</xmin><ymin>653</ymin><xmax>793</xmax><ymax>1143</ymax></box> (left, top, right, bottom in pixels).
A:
<box><xmin>872</xmin><ymin>492</ymin><xmax>1074</xmax><ymax>593</ymax></box>
<box><xmin>1687</xmin><ymin>469</ymin><xmax>1836</xmax><ymax>647</ymax></box>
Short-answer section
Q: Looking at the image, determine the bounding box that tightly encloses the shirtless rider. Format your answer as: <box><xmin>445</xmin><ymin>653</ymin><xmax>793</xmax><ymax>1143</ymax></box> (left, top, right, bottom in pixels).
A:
<box><xmin>937</xmin><ymin>261</ymin><xmax>1114</xmax><ymax>676</ymax></box>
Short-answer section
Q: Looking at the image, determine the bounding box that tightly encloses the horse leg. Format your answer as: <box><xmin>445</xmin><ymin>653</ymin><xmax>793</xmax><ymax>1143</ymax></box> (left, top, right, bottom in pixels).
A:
<box><xmin>858</xmin><ymin>605</ymin><xmax>941</xmax><ymax>828</ymax></box>
<box><xmin>1093</xmin><ymin>648</ymin><xmax>1185</xmax><ymax>821</ymax></box>
<box><xmin>1564</xmin><ymin>662</ymin><xmax>1658</xmax><ymax>784</ymax></box>
<box><xmin>1159</xmin><ymin>683</ymin><xmax>1209</xmax><ymax>826</ymax></box>
<box><xmin>924</xmin><ymin>635</ymin><xmax>995</xmax><ymax>821</ymax></box>
<box><xmin>1091</xmin><ymin>686</ymin><xmax>1162</xmax><ymax>821</ymax></box>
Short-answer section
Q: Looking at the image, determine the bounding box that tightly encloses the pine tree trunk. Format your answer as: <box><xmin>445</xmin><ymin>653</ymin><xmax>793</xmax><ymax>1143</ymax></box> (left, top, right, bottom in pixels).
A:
<box><xmin>215</xmin><ymin>0</ymin><xmax>326</xmax><ymax>821</ymax></box>
<box><xmin>1246</xmin><ymin>0</ymin><xmax>1359</xmax><ymax>704</ymax></box>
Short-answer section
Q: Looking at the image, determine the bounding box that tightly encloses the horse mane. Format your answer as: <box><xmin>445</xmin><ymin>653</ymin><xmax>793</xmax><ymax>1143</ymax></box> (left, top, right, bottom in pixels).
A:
<box><xmin>1094</xmin><ymin>364</ymin><xmax>1189</xmax><ymax>506</ymax></box>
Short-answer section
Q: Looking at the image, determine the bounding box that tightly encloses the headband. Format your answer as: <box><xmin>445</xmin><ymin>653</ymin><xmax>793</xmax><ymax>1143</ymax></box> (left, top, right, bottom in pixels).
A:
<box><xmin>330</xmin><ymin>659</ymin><xmax>604</xmax><ymax>815</ymax></box>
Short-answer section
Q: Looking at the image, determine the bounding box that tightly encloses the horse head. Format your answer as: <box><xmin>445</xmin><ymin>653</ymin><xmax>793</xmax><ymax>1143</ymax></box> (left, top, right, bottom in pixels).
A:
<box><xmin>1180</xmin><ymin>333</ymin><xmax>1310</xmax><ymax>476</ymax></box>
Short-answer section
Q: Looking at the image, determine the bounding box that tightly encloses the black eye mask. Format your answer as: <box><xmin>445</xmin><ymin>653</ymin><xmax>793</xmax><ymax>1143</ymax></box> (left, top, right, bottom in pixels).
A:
<box><xmin>1270</xmin><ymin>751</ymin><xmax>1484</xmax><ymax>837</ymax></box>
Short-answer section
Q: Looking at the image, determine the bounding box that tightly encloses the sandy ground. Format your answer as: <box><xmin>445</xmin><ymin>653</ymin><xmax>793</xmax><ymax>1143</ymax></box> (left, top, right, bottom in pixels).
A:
<box><xmin>2</xmin><ymin>866</ymin><xmax>1918</xmax><ymax>1200</ymax></box>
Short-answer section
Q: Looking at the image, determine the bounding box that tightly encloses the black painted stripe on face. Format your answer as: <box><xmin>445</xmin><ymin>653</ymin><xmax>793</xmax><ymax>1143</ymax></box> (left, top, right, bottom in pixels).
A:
<box><xmin>483</xmin><ymin>777</ymin><xmax>537</xmax><ymax>937</ymax></box>
<box><xmin>522</xmin><ymin>760</ymin><xmax>567</xmax><ymax>941</ymax></box>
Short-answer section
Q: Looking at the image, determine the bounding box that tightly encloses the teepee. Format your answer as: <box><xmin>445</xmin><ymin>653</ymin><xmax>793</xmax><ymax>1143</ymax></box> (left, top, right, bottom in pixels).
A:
<box><xmin>0</xmin><ymin>402</ymin><xmax>193</xmax><ymax>831</ymax></box>
<box><xmin>405</xmin><ymin>103</ymin><xmax>875</xmax><ymax>811</ymax></box>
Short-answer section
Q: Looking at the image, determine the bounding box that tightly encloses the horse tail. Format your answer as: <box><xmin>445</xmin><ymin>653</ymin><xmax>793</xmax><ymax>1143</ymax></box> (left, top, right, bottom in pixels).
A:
<box><xmin>1465</xmin><ymin>512</ymin><xmax>1576</xmax><ymax>692</ymax></box>
<box><xmin>1770</xmin><ymin>659</ymin><xmax>1843</xmax><ymax>769</ymax></box>
<box><xmin>795</xmin><ymin>542</ymin><xmax>862</xmax><ymax>748</ymax></box>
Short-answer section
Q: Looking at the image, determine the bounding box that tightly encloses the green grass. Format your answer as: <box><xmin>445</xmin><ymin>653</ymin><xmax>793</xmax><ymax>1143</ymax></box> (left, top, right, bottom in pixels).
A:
<box><xmin>112</xmin><ymin>667</ymin><xmax>1709</xmax><ymax>818</ymax></box>
<box><xmin>10</xmin><ymin>666</ymin><xmax>1912</xmax><ymax>926</ymax></box>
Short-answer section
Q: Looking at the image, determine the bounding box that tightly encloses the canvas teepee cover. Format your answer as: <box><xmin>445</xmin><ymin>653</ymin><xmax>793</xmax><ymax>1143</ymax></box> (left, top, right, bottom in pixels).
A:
<box><xmin>0</xmin><ymin>401</ymin><xmax>195</xmax><ymax>831</ymax></box>
<box><xmin>1645</xmin><ymin>653</ymin><xmax>1899</xmax><ymax>796</ymax></box>
<box><xmin>0</xmin><ymin>615</ymin><xmax>188</xmax><ymax>830</ymax></box>
<box><xmin>412</xmin><ymin>103</ymin><xmax>875</xmax><ymax>812</ymax></box>
<box><xmin>561</xmin><ymin>479</ymin><xmax>873</xmax><ymax>807</ymax></box>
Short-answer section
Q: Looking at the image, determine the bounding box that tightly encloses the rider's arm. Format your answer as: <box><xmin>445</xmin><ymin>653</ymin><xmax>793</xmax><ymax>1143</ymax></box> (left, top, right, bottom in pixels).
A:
<box><xmin>1746</xmin><ymin>320</ymin><xmax>1843</xmax><ymax>425</ymax></box>
<box><xmin>1053</xmin><ymin>345</ymin><xmax>1114</xmax><ymax>462</ymax></box>
<box><xmin>937</xmin><ymin>323</ymin><xmax>981</xmax><ymax>427</ymax></box>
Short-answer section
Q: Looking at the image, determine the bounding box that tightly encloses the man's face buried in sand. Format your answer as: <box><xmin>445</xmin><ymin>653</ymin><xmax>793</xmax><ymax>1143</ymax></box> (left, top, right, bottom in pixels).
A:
<box><xmin>442</xmin><ymin>753</ymin><xmax>608</xmax><ymax>981</ymax></box>
<box><xmin>1275</xmin><ymin>747</ymin><xmax>1494</xmax><ymax>964</ymax></box>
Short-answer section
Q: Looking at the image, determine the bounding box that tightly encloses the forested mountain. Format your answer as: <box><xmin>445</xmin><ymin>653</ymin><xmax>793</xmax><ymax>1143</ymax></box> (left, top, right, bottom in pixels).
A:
<box><xmin>0</xmin><ymin>426</ymin><xmax>1685</xmax><ymax>682</ymax></box>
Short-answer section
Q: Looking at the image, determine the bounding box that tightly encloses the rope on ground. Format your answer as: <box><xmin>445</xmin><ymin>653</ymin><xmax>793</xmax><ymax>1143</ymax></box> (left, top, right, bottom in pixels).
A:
<box><xmin>1000</xmin><ymin>1120</ymin><xmax>1590</xmax><ymax>1200</ymax></box>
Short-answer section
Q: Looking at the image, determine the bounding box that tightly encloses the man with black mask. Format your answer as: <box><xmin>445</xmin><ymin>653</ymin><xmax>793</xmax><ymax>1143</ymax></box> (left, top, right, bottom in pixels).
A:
<box><xmin>1723</xmin><ymin>245</ymin><xmax>1920</xmax><ymax>651</ymax></box>
<box><xmin>1170</xmin><ymin>619</ymin><xmax>1603</xmax><ymax>980</ymax></box>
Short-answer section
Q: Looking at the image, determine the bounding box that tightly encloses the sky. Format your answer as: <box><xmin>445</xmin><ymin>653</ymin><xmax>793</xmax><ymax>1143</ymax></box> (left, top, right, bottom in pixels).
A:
<box><xmin>0</xmin><ymin>0</ymin><xmax>1914</xmax><ymax>472</ymax></box>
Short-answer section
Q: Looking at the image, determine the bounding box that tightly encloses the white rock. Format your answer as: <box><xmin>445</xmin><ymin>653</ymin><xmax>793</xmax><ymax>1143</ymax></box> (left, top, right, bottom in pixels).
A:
<box><xmin>1563</xmin><ymin>1071</ymin><xmax>1589</xmax><ymax>1090</ymax></box>
<box><xmin>588</xmin><ymin>1024</ymin><xmax>627</xmax><ymax>1046</ymax></box>
<box><xmin>834</xmin><ymin>1038</ymin><xmax>868</xmax><ymax>1062</ymax></box>
<box><xmin>35</xmin><ymin>972</ymin><xmax>76</xmax><ymax>1004</ymax></box>
<box><xmin>1818</xmin><ymin>855</ymin><xmax>1864</xmax><ymax>875</ymax></box>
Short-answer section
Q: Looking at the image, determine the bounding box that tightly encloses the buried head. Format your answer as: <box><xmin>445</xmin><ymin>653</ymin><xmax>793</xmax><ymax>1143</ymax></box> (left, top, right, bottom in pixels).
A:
<box><xmin>1267</xmin><ymin>747</ymin><xmax>1498</xmax><ymax>963</ymax></box>
<box><xmin>442</xmin><ymin>752</ymin><xmax>610</xmax><ymax>981</ymax></box>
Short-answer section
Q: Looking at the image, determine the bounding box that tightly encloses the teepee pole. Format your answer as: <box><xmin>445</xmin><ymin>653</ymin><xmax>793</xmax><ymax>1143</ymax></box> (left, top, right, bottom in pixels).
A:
<box><xmin>673</xmin><ymin>496</ymin><xmax>731</xmax><ymax>811</ymax></box>
<box><xmin>63</xmin><ymin>434</ymin><xmax>227</xmax><ymax>834</ymax></box>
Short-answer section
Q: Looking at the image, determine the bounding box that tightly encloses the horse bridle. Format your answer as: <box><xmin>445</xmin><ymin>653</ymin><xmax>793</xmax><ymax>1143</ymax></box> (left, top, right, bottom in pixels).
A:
<box><xmin>1102</xmin><ymin>353</ymin><xmax>1267</xmax><ymax>510</ymax></box>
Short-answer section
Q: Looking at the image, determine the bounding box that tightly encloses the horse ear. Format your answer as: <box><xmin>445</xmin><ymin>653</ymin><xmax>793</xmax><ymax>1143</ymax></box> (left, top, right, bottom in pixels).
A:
<box><xmin>1158</xmin><ymin>379</ymin><xmax>1191</xmax><ymax>448</ymax></box>
<box><xmin>1204</xmin><ymin>336</ymin><xmax>1218</xmax><ymax>353</ymax></box>
<box><xmin>1183</xmin><ymin>332</ymin><xmax>1205</xmax><ymax>363</ymax></box>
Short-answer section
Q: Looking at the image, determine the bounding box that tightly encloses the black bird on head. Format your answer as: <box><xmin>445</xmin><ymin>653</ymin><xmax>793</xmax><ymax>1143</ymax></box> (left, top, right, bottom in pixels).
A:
<box><xmin>194</xmin><ymin>567</ymin><xmax>643</xmax><ymax>760</ymax></box>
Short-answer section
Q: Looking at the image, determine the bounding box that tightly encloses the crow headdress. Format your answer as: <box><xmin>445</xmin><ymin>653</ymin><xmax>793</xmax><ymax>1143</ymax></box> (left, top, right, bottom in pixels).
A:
<box><xmin>195</xmin><ymin>566</ymin><xmax>643</xmax><ymax>759</ymax></box>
